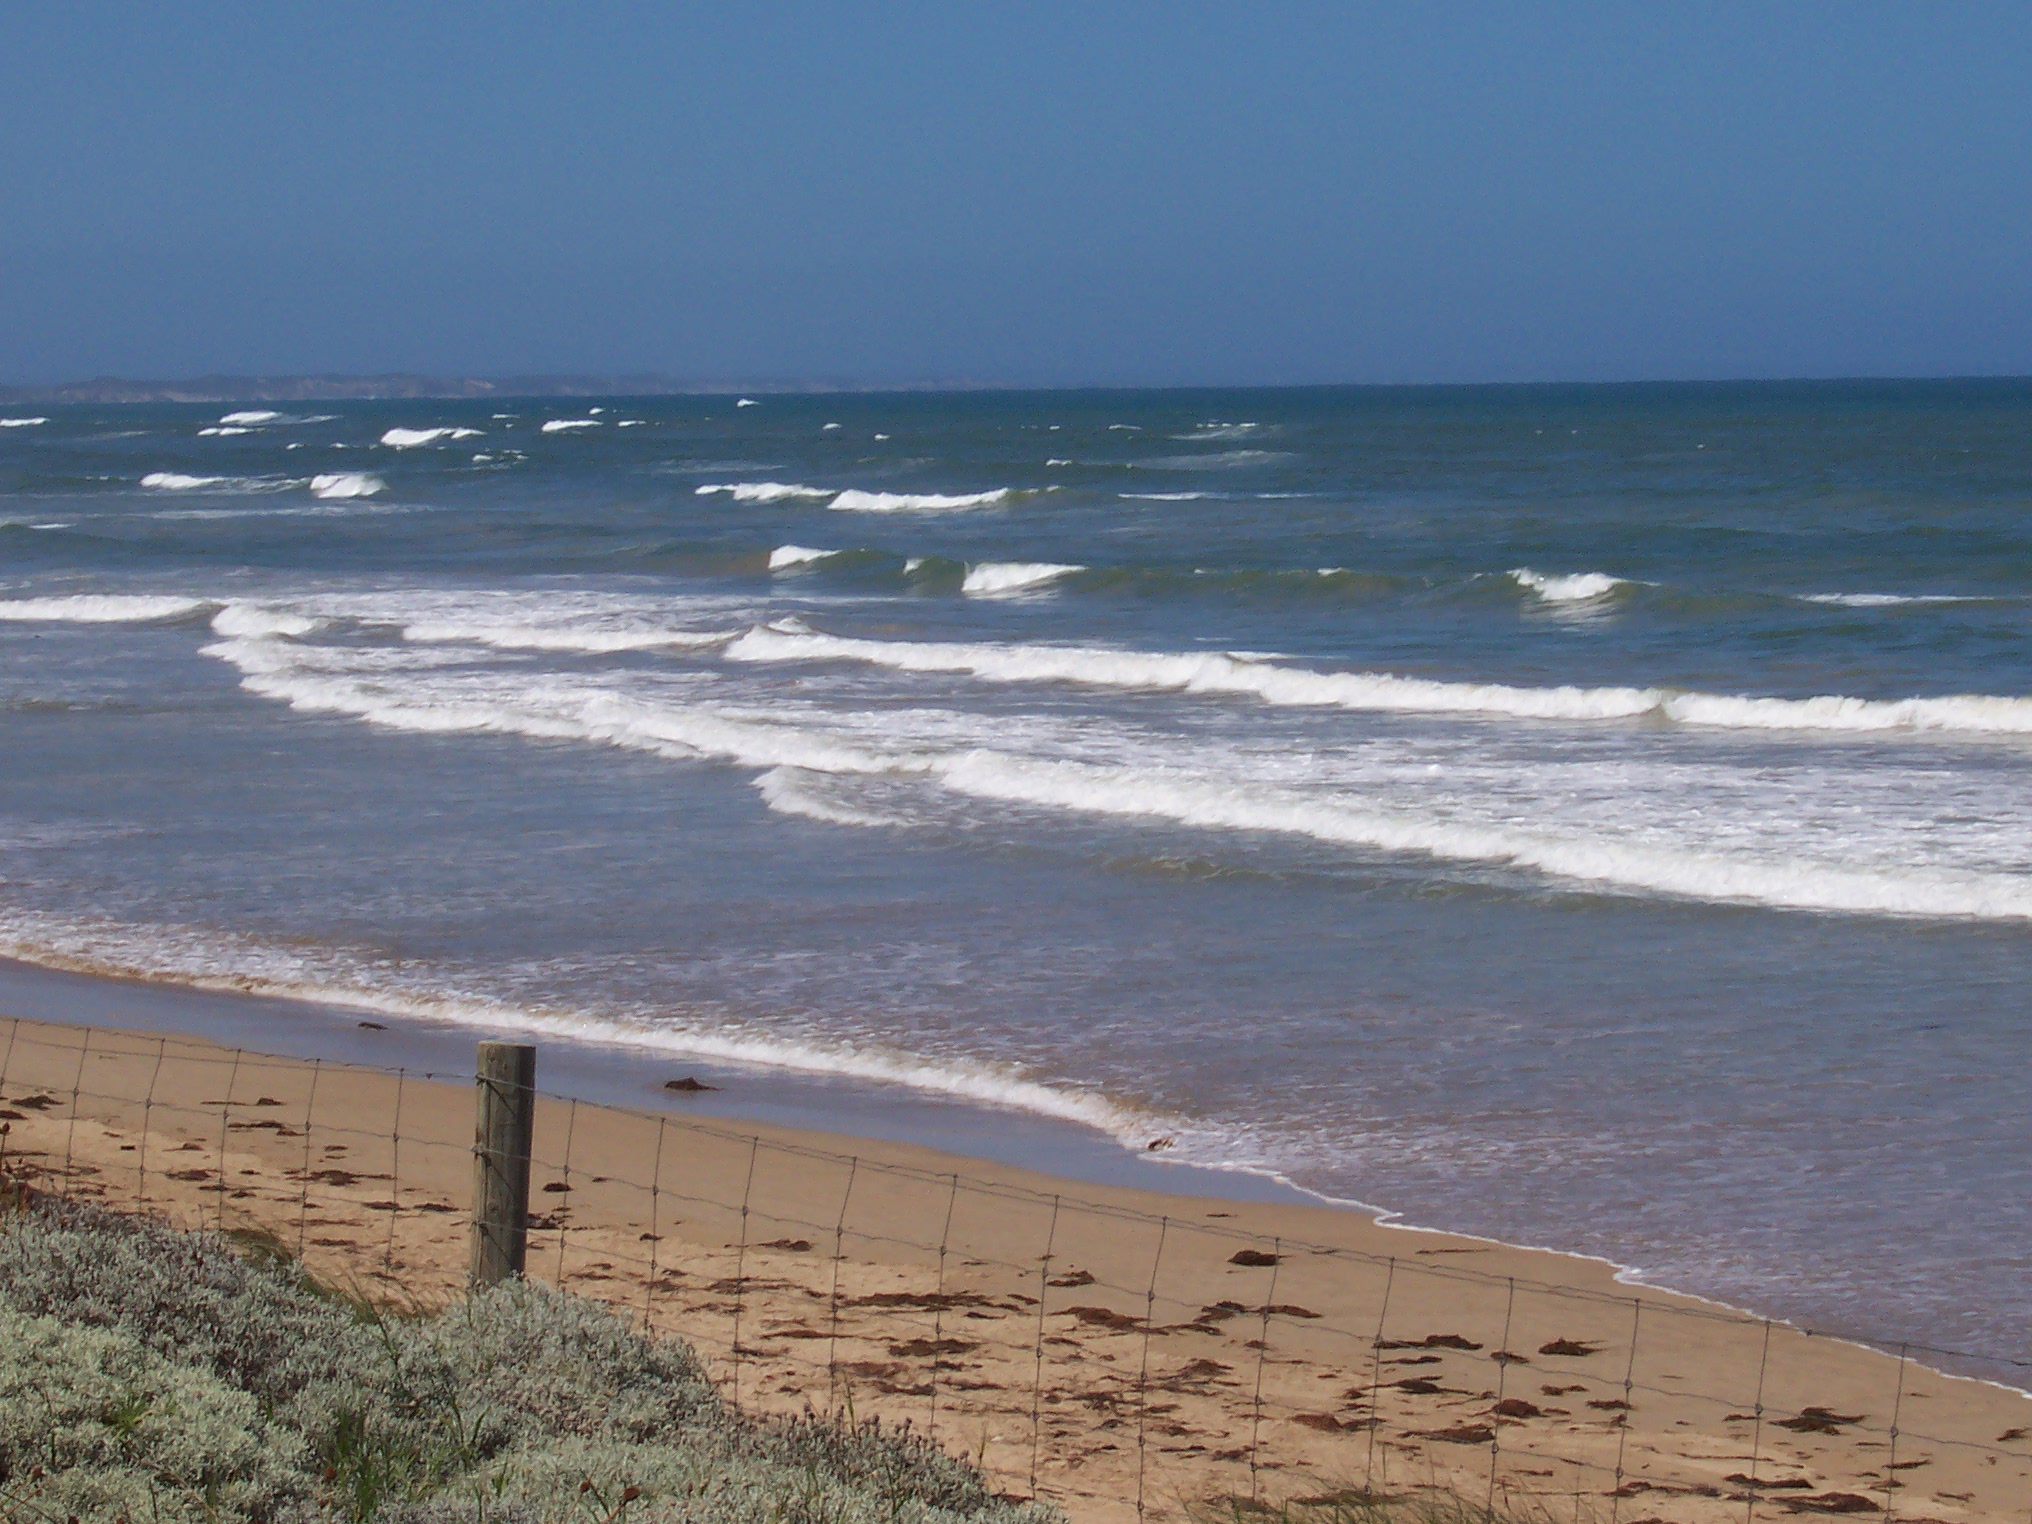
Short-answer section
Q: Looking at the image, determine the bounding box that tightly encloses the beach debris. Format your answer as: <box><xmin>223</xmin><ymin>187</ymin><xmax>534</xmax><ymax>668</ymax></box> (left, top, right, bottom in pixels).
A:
<box><xmin>1263</xmin><ymin>1303</ymin><xmax>1321</xmax><ymax>1320</ymax></box>
<box><xmin>1229</xmin><ymin>1248</ymin><xmax>1279</xmax><ymax>1267</ymax></box>
<box><xmin>1290</xmin><ymin>1413</ymin><xmax>1356</xmax><ymax>1432</ymax></box>
<box><xmin>6</xmin><ymin>1094</ymin><xmax>59</xmax><ymax>1109</ymax></box>
<box><xmin>664</xmin><ymin>1076</ymin><xmax>719</xmax><ymax>1092</ymax></box>
<box><xmin>1197</xmin><ymin>1300</ymin><xmax>1246</xmax><ymax>1322</ymax></box>
<box><xmin>887</xmin><ymin>1336</ymin><xmax>978</xmax><ymax>1357</ymax></box>
<box><xmin>1379</xmin><ymin>1333</ymin><xmax>1483</xmax><ymax>1351</ymax></box>
<box><xmin>1492</xmin><ymin>1349</ymin><xmax>1531</xmax><ymax>1364</ymax></box>
<box><xmin>1540</xmin><ymin>1337</ymin><xmax>1599</xmax><ymax>1356</ymax></box>
<box><xmin>357</xmin><ymin>1021</ymin><xmax>385</xmax><ymax>1030</ymax></box>
<box><xmin>541</xmin><ymin>1180</ymin><xmax>572</xmax><ymax>1193</ymax></box>
<box><xmin>1414</xmin><ymin>1423</ymin><xmax>1496</xmax><ymax>1445</ymax></box>
<box><xmin>1146</xmin><ymin>1136</ymin><xmax>1175</xmax><ymax>1151</ymax></box>
<box><xmin>1047</xmin><ymin>1267</ymin><xmax>1096</xmax><ymax>1287</ymax></box>
<box><xmin>1724</xmin><ymin>1474</ymin><xmax>1813</xmax><ymax>1489</ymax></box>
<box><xmin>1589</xmin><ymin>1399</ymin><xmax>1633</xmax><ymax>1411</ymax></box>
<box><xmin>1395</xmin><ymin>1378</ymin><xmax>1445</xmax><ymax>1394</ymax></box>
<box><xmin>1782</xmin><ymin>1494</ymin><xmax>1879</xmax><ymax>1515</ymax></box>
<box><xmin>1777</xmin><ymin>1407</ymin><xmax>1865</xmax><ymax>1435</ymax></box>
<box><xmin>255</xmin><ymin>1096</ymin><xmax>284</xmax><ymax>1107</ymax></box>
<box><xmin>1063</xmin><ymin>1305</ymin><xmax>1144</xmax><ymax>1331</ymax></box>
<box><xmin>759</xmin><ymin>1237</ymin><xmax>812</xmax><ymax>1252</ymax></box>
<box><xmin>1492</xmin><ymin>1397</ymin><xmax>1543</xmax><ymax>1419</ymax></box>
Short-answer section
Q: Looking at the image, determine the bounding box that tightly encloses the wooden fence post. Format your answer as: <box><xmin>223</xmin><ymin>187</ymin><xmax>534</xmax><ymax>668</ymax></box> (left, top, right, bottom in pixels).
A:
<box><xmin>470</xmin><ymin>1042</ymin><xmax>535</xmax><ymax>1289</ymax></box>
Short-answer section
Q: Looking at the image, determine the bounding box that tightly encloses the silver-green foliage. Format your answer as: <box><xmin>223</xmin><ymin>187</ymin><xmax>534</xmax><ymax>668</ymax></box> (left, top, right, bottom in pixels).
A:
<box><xmin>0</xmin><ymin>1196</ymin><xmax>1056</xmax><ymax>1524</ymax></box>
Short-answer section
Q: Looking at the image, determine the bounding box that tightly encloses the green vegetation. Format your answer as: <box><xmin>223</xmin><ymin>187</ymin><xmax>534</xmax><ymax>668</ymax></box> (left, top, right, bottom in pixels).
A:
<box><xmin>0</xmin><ymin>1190</ymin><xmax>1057</xmax><ymax>1524</ymax></box>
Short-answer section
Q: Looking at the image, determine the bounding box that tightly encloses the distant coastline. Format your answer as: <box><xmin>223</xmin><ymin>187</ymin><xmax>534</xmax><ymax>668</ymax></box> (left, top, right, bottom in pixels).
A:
<box><xmin>0</xmin><ymin>372</ymin><xmax>990</xmax><ymax>406</ymax></box>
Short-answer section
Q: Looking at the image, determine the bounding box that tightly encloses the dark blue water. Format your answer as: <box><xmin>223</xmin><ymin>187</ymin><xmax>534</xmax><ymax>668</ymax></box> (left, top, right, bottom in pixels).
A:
<box><xmin>3</xmin><ymin>381</ymin><xmax>2030</xmax><ymax>1361</ymax></box>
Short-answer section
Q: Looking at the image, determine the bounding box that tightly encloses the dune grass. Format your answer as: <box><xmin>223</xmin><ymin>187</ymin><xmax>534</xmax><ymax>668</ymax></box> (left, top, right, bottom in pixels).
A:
<box><xmin>0</xmin><ymin>1183</ymin><xmax>1058</xmax><ymax>1524</ymax></box>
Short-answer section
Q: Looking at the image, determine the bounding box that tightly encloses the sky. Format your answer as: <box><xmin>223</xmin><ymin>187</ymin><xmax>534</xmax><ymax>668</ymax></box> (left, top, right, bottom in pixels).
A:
<box><xmin>2</xmin><ymin>3</ymin><xmax>2028</xmax><ymax>388</ymax></box>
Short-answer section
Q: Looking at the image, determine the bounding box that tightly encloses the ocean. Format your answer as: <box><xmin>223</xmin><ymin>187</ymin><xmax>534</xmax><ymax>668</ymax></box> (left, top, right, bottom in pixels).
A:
<box><xmin>2</xmin><ymin>380</ymin><xmax>2028</xmax><ymax>1368</ymax></box>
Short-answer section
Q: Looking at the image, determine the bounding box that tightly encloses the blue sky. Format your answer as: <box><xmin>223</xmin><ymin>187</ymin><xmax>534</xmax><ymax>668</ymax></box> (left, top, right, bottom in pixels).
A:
<box><xmin>2</xmin><ymin>3</ymin><xmax>2027</xmax><ymax>386</ymax></box>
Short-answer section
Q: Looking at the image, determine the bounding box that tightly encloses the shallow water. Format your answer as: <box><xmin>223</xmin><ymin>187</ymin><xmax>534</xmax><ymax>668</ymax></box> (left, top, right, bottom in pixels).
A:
<box><xmin>2</xmin><ymin>381</ymin><xmax>2029</xmax><ymax>1361</ymax></box>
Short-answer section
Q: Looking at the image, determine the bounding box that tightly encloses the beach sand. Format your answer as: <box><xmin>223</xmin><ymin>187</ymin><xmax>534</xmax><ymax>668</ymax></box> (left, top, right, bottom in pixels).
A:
<box><xmin>1</xmin><ymin>1014</ymin><xmax>2027</xmax><ymax>1523</ymax></box>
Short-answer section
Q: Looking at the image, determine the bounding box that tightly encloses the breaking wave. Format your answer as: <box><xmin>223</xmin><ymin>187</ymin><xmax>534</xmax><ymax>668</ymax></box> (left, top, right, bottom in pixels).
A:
<box><xmin>1510</xmin><ymin>568</ymin><xmax>1631</xmax><ymax>603</ymax></box>
<box><xmin>196</xmin><ymin>619</ymin><xmax>2032</xmax><ymax>922</ymax></box>
<box><xmin>218</xmin><ymin>410</ymin><xmax>280</xmax><ymax>425</ymax></box>
<box><xmin>960</xmin><ymin>561</ymin><xmax>1084</xmax><ymax>595</ymax></box>
<box><xmin>381</xmin><ymin>427</ymin><xmax>483</xmax><ymax>448</ymax></box>
<box><xmin>310</xmin><ymin>472</ymin><xmax>384</xmax><ymax>500</ymax></box>
<box><xmin>0</xmin><ymin>594</ymin><xmax>211</xmax><ymax>623</ymax></box>
<box><xmin>141</xmin><ymin>472</ymin><xmax>228</xmax><ymax>490</ymax></box>
<box><xmin>542</xmin><ymin>418</ymin><xmax>602</xmax><ymax>433</ymax></box>
<box><xmin>768</xmin><ymin>544</ymin><xmax>841</xmax><ymax>570</ymax></box>
<box><xmin>697</xmin><ymin>482</ymin><xmax>833</xmax><ymax>503</ymax></box>
<box><xmin>829</xmin><ymin>488</ymin><xmax>1013</xmax><ymax>513</ymax></box>
<box><xmin>0</xmin><ymin>417</ymin><xmax>48</xmax><ymax>428</ymax></box>
<box><xmin>723</xmin><ymin>624</ymin><xmax>2032</xmax><ymax>735</ymax></box>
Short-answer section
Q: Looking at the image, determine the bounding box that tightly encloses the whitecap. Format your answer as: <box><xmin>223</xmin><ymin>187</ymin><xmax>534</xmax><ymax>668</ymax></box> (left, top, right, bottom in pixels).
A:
<box><xmin>1121</xmin><ymin>491</ymin><xmax>1214</xmax><ymax>501</ymax></box>
<box><xmin>828</xmin><ymin>488</ymin><xmax>1011</xmax><ymax>513</ymax></box>
<box><xmin>822</xmin><ymin>422</ymin><xmax>842</xmax><ymax>431</ymax></box>
<box><xmin>0</xmin><ymin>594</ymin><xmax>211</xmax><ymax>623</ymax></box>
<box><xmin>1510</xmin><ymin>568</ymin><xmax>1631</xmax><ymax>603</ymax></box>
<box><xmin>218</xmin><ymin>410</ymin><xmax>280</xmax><ymax>425</ymax></box>
<box><xmin>696</xmin><ymin>481</ymin><xmax>833</xmax><ymax>503</ymax></box>
<box><xmin>736</xmin><ymin>398</ymin><xmax>759</xmax><ymax>407</ymax></box>
<box><xmin>768</xmin><ymin>544</ymin><xmax>841</xmax><ymax>570</ymax></box>
<box><xmin>1798</xmin><ymin>592</ymin><xmax>1993</xmax><ymax>608</ymax></box>
<box><xmin>541</xmin><ymin>418</ymin><xmax>601</xmax><ymax>433</ymax></box>
<box><xmin>141</xmin><ymin>472</ymin><xmax>227</xmax><ymax>490</ymax></box>
<box><xmin>960</xmin><ymin>561</ymin><xmax>1083</xmax><ymax>595</ymax></box>
<box><xmin>381</xmin><ymin>427</ymin><xmax>482</xmax><ymax>448</ymax></box>
<box><xmin>210</xmin><ymin>604</ymin><xmax>319</xmax><ymax>639</ymax></box>
<box><xmin>309</xmin><ymin>472</ymin><xmax>385</xmax><ymax>500</ymax></box>
<box><xmin>197</xmin><ymin>426</ymin><xmax>252</xmax><ymax>436</ymax></box>
<box><xmin>0</xmin><ymin>416</ymin><xmax>48</xmax><ymax>428</ymax></box>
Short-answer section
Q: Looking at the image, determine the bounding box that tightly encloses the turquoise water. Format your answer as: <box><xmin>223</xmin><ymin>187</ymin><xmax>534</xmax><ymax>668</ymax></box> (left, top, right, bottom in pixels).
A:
<box><xmin>2</xmin><ymin>380</ymin><xmax>2029</xmax><ymax>1364</ymax></box>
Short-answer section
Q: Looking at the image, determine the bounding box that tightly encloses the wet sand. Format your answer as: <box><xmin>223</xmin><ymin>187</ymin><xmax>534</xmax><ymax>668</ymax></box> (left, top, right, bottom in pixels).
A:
<box><xmin>3</xmin><ymin>1013</ymin><xmax>2029</xmax><ymax>1524</ymax></box>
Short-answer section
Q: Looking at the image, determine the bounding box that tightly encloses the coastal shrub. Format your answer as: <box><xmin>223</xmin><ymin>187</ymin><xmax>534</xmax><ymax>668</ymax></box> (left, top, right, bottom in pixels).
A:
<box><xmin>0</xmin><ymin>1188</ymin><xmax>1057</xmax><ymax>1524</ymax></box>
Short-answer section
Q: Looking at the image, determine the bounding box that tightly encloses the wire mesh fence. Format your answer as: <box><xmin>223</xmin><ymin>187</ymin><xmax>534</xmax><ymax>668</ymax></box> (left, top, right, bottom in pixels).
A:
<box><xmin>2</xmin><ymin>1017</ymin><xmax>2030</xmax><ymax>1524</ymax></box>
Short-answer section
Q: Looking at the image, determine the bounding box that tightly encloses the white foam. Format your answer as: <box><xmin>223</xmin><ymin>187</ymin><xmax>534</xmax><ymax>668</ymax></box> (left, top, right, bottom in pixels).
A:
<box><xmin>960</xmin><ymin>561</ymin><xmax>1083</xmax><ymax>595</ymax></box>
<box><xmin>140</xmin><ymin>472</ymin><xmax>227</xmax><ymax>490</ymax></box>
<box><xmin>380</xmin><ymin>427</ymin><xmax>482</xmax><ymax>448</ymax></box>
<box><xmin>755</xmin><ymin>765</ymin><xmax>910</xmax><ymax>829</ymax></box>
<box><xmin>617</xmin><ymin>420</ymin><xmax>647</xmax><ymax>427</ymax></box>
<box><xmin>0</xmin><ymin>594</ymin><xmax>210</xmax><ymax>623</ymax></box>
<box><xmin>723</xmin><ymin>625</ymin><xmax>2032</xmax><ymax>736</ymax></box>
<box><xmin>0</xmin><ymin>907</ymin><xmax>1155</xmax><ymax>1143</ymax></box>
<box><xmin>309</xmin><ymin>472</ymin><xmax>385</xmax><ymax>500</ymax></box>
<box><xmin>822</xmin><ymin>422</ymin><xmax>841</xmax><ymax>431</ymax></box>
<box><xmin>1798</xmin><ymin>593</ymin><xmax>1991</xmax><ymax>608</ymax></box>
<box><xmin>0</xmin><ymin>416</ymin><xmax>48</xmax><ymax>427</ymax></box>
<box><xmin>828</xmin><ymin>488</ymin><xmax>1011</xmax><ymax>513</ymax></box>
<box><xmin>218</xmin><ymin>410</ymin><xmax>279</xmax><ymax>425</ymax></box>
<box><xmin>541</xmin><ymin>418</ymin><xmax>601</xmax><ymax>433</ymax></box>
<box><xmin>1510</xmin><ymin>568</ymin><xmax>1630</xmax><ymax>603</ymax></box>
<box><xmin>930</xmin><ymin>752</ymin><xmax>2032</xmax><ymax>922</ymax></box>
<box><xmin>397</xmin><ymin>617</ymin><xmax>735</xmax><ymax>655</ymax></box>
<box><xmin>209</xmin><ymin>604</ymin><xmax>319</xmax><ymax>639</ymax></box>
<box><xmin>696</xmin><ymin>482</ymin><xmax>834</xmax><ymax>504</ymax></box>
<box><xmin>1175</xmin><ymin>422</ymin><xmax>1264</xmax><ymax>440</ymax></box>
<box><xmin>1121</xmin><ymin>491</ymin><xmax>1214</xmax><ymax>501</ymax></box>
<box><xmin>197</xmin><ymin>425</ymin><xmax>252</xmax><ymax>436</ymax></box>
<box><xmin>768</xmin><ymin>544</ymin><xmax>841</xmax><ymax>570</ymax></box>
<box><xmin>736</xmin><ymin>398</ymin><xmax>759</xmax><ymax>407</ymax></box>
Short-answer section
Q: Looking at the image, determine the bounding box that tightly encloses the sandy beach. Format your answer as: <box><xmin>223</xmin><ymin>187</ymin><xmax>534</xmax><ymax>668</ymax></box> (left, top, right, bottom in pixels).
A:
<box><xmin>2</xmin><ymin>1014</ymin><xmax>2028</xmax><ymax>1523</ymax></box>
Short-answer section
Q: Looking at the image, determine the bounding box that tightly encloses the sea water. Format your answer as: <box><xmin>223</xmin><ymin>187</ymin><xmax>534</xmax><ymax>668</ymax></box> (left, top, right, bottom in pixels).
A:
<box><xmin>2</xmin><ymin>381</ymin><xmax>2029</xmax><ymax>1363</ymax></box>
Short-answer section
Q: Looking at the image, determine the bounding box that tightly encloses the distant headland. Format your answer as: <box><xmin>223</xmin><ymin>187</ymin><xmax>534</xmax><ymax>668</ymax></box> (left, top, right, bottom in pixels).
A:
<box><xmin>0</xmin><ymin>373</ymin><xmax>983</xmax><ymax>406</ymax></box>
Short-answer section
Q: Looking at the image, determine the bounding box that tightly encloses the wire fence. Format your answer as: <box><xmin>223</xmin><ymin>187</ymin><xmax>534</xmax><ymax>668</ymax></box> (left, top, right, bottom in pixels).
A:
<box><xmin>2</xmin><ymin>1018</ymin><xmax>2030</xmax><ymax>1524</ymax></box>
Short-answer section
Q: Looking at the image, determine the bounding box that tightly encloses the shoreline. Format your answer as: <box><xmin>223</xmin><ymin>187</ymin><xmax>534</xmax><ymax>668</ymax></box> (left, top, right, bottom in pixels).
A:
<box><xmin>4</xmin><ymin>1008</ymin><xmax>2032</xmax><ymax>1519</ymax></box>
<box><xmin>0</xmin><ymin>950</ymin><xmax>2018</xmax><ymax>1392</ymax></box>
